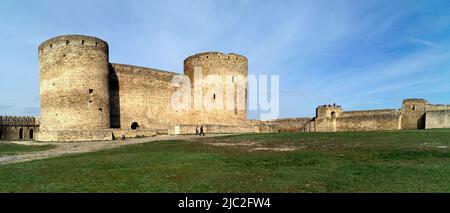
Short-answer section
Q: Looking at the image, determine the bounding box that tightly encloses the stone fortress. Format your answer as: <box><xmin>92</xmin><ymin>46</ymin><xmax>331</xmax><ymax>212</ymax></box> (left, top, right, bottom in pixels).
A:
<box><xmin>1</xmin><ymin>34</ymin><xmax>450</xmax><ymax>142</ymax></box>
<box><xmin>254</xmin><ymin>99</ymin><xmax>450</xmax><ymax>133</ymax></box>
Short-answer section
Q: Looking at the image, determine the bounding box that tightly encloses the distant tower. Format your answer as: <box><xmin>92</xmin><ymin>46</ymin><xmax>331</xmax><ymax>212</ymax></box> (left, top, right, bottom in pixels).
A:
<box><xmin>38</xmin><ymin>35</ymin><xmax>110</xmax><ymax>140</ymax></box>
<box><xmin>401</xmin><ymin>99</ymin><xmax>428</xmax><ymax>129</ymax></box>
<box><xmin>315</xmin><ymin>104</ymin><xmax>343</xmax><ymax>132</ymax></box>
<box><xmin>184</xmin><ymin>52</ymin><xmax>248</xmax><ymax>125</ymax></box>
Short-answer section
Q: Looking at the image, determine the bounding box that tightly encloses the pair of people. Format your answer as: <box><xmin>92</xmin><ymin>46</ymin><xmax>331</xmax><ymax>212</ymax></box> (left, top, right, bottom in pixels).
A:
<box><xmin>195</xmin><ymin>126</ymin><xmax>205</xmax><ymax>136</ymax></box>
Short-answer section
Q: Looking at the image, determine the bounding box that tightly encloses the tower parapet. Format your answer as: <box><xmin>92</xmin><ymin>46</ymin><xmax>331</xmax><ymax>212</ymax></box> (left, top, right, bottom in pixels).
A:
<box><xmin>316</xmin><ymin>104</ymin><xmax>343</xmax><ymax>119</ymax></box>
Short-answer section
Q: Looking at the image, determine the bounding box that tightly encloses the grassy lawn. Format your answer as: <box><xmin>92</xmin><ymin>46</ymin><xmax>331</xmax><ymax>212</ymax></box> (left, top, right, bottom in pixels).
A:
<box><xmin>1</xmin><ymin>130</ymin><xmax>450</xmax><ymax>192</ymax></box>
<box><xmin>0</xmin><ymin>143</ymin><xmax>55</xmax><ymax>157</ymax></box>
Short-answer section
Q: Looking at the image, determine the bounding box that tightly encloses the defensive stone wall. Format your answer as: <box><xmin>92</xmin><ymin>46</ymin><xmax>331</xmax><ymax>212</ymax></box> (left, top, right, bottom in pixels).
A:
<box><xmin>0</xmin><ymin>116</ymin><xmax>39</xmax><ymax>141</ymax></box>
<box><xmin>35</xmin><ymin>129</ymin><xmax>113</xmax><ymax>142</ymax></box>
<box><xmin>35</xmin><ymin>128</ymin><xmax>160</xmax><ymax>142</ymax></box>
<box><xmin>426</xmin><ymin>104</ymin><xmax>450</xmax><ymax>112</ymax></box>
<box><xmin>109</xmin><ymin>63</ymin><xmax>190</xmax><ymax>130</ymax></box>
<box><xmin>425</xmin><ymin>110</ymin><xmax>450</xmax><ymax>129</ymax></box>
<box><xmin>339</xmin><ymin>109</ymin><xmax>398</xmax><ymax>118</ymax></box>
<box><xmin>336</xmin><ymin>109</ymin><xmax>400</xmax><ymax>131</ymax></box>
<box><xmin>169</xmin><ymin>124</ymin><xmax>255</xmax><ymax>135</ymax></box>
<box><xmin>252</xmin><ymin>118</ymin><xmax>312</xmax><ymax>133</ymax></box>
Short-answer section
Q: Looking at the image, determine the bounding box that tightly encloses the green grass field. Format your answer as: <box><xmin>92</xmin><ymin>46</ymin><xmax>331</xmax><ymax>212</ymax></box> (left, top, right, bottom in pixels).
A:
<box><xmin>0</xmin><ymin>143</ymin><xmax>55</xmax><ymax>157</ymax></box>
<box><xmin>1</xmin><ymin>130</ymin><xmax>450</xmax><ymax>192</ymax></box>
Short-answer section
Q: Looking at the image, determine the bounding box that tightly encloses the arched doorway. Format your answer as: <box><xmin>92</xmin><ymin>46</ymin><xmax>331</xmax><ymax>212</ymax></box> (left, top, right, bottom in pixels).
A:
<box><xmin>331</xmin><ymin>111</ymin><xmax>336</xmax><ymax>119</ymax></box>
<box><xmin>29</xmin><ymin>129</ymin><xmax>34</xmax><ymax>140</ymax></box>
<box><xmin>19</xmin><ymin>128</ymin><xmax>23</xmax><ymax>140</ymax></box>
<box><xmin>131</xmin><ymin>122</ymin><xmax>139</xmax><ymax>130</ymax></box>
<box><xmin>330</xmin><ymin>111</ymin><xmax>337</xmax><ymax>132</ymax></box>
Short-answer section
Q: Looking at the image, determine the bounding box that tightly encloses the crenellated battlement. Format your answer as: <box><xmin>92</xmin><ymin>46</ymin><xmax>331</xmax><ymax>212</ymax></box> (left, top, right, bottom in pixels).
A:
<box><xmin>38</xmin><ymin>35</ymin><xmax>108</xmax><ymax>56</ymax></box>
<box><xmin>183</xmin><ymin>52</ymin><xmax>247</xmax><ymax>64</ymax></box>
<box><xmin>184</xmin><ymin>52</ymin><xmax>248</xmax><ymax>77</ymax></box>
<box><xmin>316</xmin><ymin>104</ymin><xmax>343</xmax><ymax>119</ymax></box>
<box><xmin>0</xmin><ymin>116</ymin><xmax>38</xmax><ymax>126</ymax></box>
<box><xmin>402</xmin><ymin>98</ymin><xmax>429</xmax><ymax>104</ymax></box>
<box><xmin>111</xmin><ymin>63</ymin><xmax>178</xmax><ymax>81</ymax></box>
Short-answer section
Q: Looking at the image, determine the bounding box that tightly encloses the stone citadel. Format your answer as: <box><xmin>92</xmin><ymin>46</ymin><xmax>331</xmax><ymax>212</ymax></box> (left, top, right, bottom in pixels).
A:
<box><xmin>1</xmin><ymin>34</ymin><xmax>450</xmax><ymax>142</ymax></box>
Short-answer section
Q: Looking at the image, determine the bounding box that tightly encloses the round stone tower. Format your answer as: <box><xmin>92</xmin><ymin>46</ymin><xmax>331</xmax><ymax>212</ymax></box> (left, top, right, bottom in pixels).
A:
<box><xmin>184</xmin><ymin>52</ymin><xmax>248</xmax><ymax>125</ymax></box>
<box><xmin>38</xmin><ymin>35</ymin><xmax>110</xmax><ymax>137</ymax></box>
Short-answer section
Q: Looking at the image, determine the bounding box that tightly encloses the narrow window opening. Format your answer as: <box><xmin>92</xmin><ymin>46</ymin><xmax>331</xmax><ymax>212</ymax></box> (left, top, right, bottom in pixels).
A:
<box><xmin>213</xmin><ymin>94</ymin><xmax>216</xmax><ymax>100</ymax></box>
<box><xmin>66</xmin><ymin>40</ymin><xmax>69</xmax><ymax>45</ymax></box>
<box><xmin>235</xmin><ymin>108</ymin><xmax>237</xmax><ymax>115</ymax></box>
<box><xmin>81</xmin><ymin>40</ymin><xmax>85</xmax><ymax>45</ymax></box>
<box><xmin>412</xmin><ymin>105</ymin><xmax>416</xmax><ymax>111</ymax></box>
<box><xmin>98</xmin><ymin>108</ymin><xmax>103</xmax><ymax>112</ymax></box>
<box><xmin>63</xmin><ymin>54</ymin><xmax>66</xmax><ymax>57</ymax></box>
<box><xmin>89</xmin><ymin>89</ymin><xmax>93</xmax><ymax>94</ymax></box>
<box><xmin>89</xmin><ymin>101</ymin><xmax>92</xmax><ymax>103</ymax></box>
<box><xmin>50</xmin><ymin>44</ymin><xmax>53</xmax><ymax>48</ymax></box>
<box><xmin>95</xmin><ymin>42</ymin><xmax>98</xmax><ymax>46</ymax></box>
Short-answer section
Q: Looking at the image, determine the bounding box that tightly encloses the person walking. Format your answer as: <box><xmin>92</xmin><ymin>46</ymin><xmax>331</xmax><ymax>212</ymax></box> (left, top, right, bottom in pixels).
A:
<box><xmin>195</xmin><ymin>126</ymin><xmax>199</xmax><ymax>136</ymax></box>
<box><xmin>200</xmin><ymin>126</ymin><xmax>205</xmax><ymax>136</ymax></box>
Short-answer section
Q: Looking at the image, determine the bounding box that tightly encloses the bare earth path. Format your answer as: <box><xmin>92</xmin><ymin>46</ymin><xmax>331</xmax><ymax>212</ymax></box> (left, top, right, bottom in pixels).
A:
<box><xmin>0</xmin><ymin>134</ymin><xmax>230</xmax><ymax>165</ymax></box>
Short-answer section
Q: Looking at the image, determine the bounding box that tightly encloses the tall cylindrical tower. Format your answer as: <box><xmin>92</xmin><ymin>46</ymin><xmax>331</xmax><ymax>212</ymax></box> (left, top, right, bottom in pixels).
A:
<box><xmin>184</xmin><ymin>52</ymin><xmax>248</xmax><ymax>125</ymax></box>
<box><xmin>38</xmin><ymin>35</ymin><xmax>110</xmax><ymax>134</ymax></box>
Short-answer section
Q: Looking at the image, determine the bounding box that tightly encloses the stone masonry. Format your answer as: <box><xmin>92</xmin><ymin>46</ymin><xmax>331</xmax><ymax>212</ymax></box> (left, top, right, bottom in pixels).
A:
<box><xmin>2</xmin><ymin>34</ymin><xmax>450</xmax><ymax>142</ymax></box>
<box><xmin>35</xmin><ymin>35</ymin><xmax>252</xmax><ymax>141</ymax></box>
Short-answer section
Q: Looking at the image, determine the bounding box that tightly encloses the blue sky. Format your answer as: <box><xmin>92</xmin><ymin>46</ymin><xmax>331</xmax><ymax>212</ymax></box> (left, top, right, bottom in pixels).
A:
<box><xmin>1</xmin><ymin>0</ymin><xmax>450</xmax><ymax>119</ymax></box>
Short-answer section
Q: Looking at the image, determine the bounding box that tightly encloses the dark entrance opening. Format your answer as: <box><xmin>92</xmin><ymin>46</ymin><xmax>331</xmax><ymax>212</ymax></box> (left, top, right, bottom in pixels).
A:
<box><xmin>331</xmin><ymin>111</ymin><xmax>336</xmax><ymax>119</ymax></box>
<box><xmin>418</xmin><ymin>114</ymin><xmax>426</xmax><ymax>129</ymax></box>
<box><xmin>19</xmin><ymin>128</ymin><xmax>23</xmax><ymax>140</ymax></box>
<box><xmin>29</xmin><ymin>129</ymin><xmax>34</xmax><ymax>139</ymax></box>
<box><xmin>131</xmin><ymin>122</ymin><xmax>139</xmax><ymax>130</ymax></box>
<box><xmin>0</xmin><ymin>129</ymin><xmax>3</xmax><ymax>140</ymax></box>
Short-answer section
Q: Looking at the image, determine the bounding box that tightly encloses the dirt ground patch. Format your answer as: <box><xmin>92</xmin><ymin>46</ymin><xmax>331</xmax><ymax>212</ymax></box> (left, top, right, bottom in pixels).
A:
<box><xmin>250</xmin><ymin>147</ymin><xmax>300</xmax><ymax>152</ymax></box>
<box><xmin>207</xmin><ymin>141</ymin><xmax>257</xmax><ymax>147</ymax></box>
<box><xmin>206</xmin><ymin>140</ymin><xmax>303</xmax><ymax>152</ymax></box>
<box><xmin>0</xmin><ymin>134</ymin><xmax>231</xmax><ymax>165</ymax></box>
